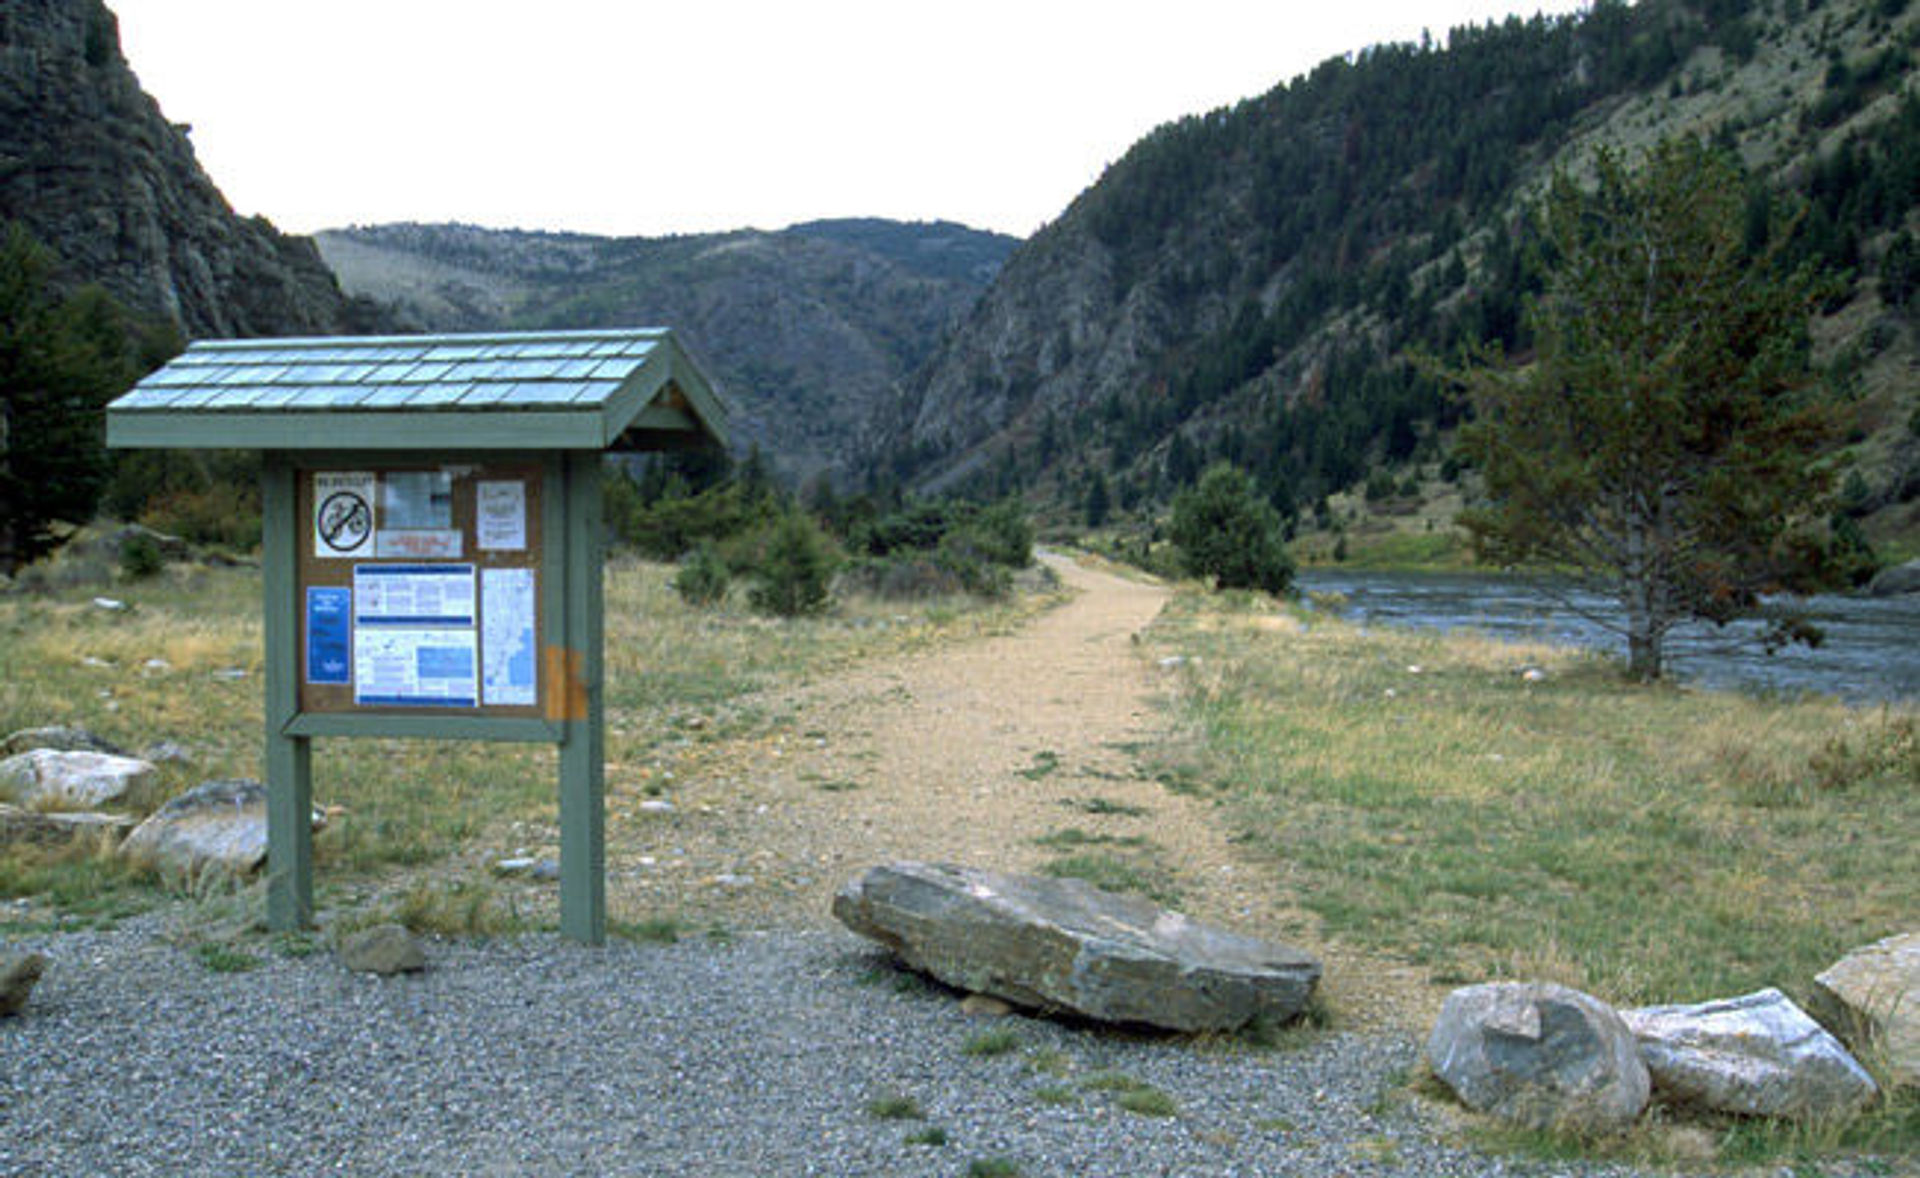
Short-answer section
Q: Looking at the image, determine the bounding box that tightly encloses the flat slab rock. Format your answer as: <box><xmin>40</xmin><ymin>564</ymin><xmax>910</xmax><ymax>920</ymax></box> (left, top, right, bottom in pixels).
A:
<box><xmin>1623</xmin><ymin>988</ymin><xmax>1878</xmax><ymax>1120</ymax></box>
<box><xmin>1813</xmin><ymin>930</ymin><xmax>1919</xmax><ymax>1090</ymax></box>
<box><xmin>831</xmin><ymin>861</ymin><xmax>1321</xmax><ymax>1032</ymax></box>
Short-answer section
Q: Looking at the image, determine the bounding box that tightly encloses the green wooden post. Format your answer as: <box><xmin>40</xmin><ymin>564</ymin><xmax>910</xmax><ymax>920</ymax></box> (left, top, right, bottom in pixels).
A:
<box><xmin>261</xmin><ymin>454</ymin><xmax>313</xmax><ymax>930</ymax></box>
<box><xmin>558</xmin><ymin>451</ymin><xmax>605</xmax><ymax>944</ymax></box>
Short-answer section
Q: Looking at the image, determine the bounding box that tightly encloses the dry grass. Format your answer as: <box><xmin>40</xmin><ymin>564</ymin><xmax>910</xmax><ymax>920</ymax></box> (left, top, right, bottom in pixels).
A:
<box><xmin>0</xmin><ymin>558</ymin><xmax>1055</xmax><ymax>917</ymax></box>
<box><xmin>1146</xmin><ymin>588</ymin><xmax>1918</xmax><ymax>1007</ymax></box>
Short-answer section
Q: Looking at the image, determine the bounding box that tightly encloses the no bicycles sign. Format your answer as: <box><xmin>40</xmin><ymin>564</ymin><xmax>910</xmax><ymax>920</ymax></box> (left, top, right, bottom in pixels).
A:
<box><xmin>313</xmin><ymin>471</ymin><xmax>375</xmax><ymax>557</ymax></box>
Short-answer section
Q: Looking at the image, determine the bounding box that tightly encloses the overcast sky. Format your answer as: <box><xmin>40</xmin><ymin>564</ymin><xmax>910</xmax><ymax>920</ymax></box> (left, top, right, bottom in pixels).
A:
<box><xmin>110</xmin><ymin>1</ymin><xmax>1591</xmax><ymax>240</ymax></box>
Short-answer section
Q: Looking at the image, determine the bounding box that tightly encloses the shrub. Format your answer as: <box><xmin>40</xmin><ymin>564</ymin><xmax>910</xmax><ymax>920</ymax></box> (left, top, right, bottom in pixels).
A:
<box><xmin>139</xmin><ymin>484</ymin><xmax>260</xmax><ymax>551</ymax></box>
<box><xmin>607</xmin><ymin>480</ymin><xmax>776</xmax><ymax>561</ymax></box>
<box><xmin>747</xmin><ymin>510</ymin><xmax>837</xmax><ymax>617</ymax></box>
<box><xmin>1168</xmin><ymin>463</ymin><xmax>1293</xmax><ymax>594</ymax></box>
<box><xmin>952</xmin><ymin>498</ymin><xmax>1034</xmax><ymax>569</ymax></box>
<box><xmin>118</xmin><ymin>532</ymin><xmax>164</xmax><ymax>580</ymax></box>
<box><xmin>672</xmin><ymin>544</ymin><xmax>730</xmax><ymax>606</ymax></box>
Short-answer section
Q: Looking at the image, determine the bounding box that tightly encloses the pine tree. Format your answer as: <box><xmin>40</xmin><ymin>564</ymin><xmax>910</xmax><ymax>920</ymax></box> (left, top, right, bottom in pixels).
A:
<box><xmin>0</xmin><ymin>224</ymin><xmax>137</xmax><ymax>574</ymax></box>
<box><xmin>1450</xmin><ymin>138</ymin><xmax>1839</xmax><ymax>681</ymax></box>
<box><xmin>1168</xmin><ymin>462</ymin><xmax>1293</xmax><ymax>594</ymax></box>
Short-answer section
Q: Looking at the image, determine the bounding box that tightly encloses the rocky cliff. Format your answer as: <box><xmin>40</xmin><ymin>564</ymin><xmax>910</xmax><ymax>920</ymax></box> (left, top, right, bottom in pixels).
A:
<box><xmin>0</xmin><ymin>0</ymin><xmax>368</xmax><ymax>336</ymax></box>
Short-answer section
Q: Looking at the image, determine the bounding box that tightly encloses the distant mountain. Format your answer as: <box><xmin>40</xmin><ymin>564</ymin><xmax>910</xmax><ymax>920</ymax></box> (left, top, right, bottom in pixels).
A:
<box><xmin>873</xmin><ymin>0</ymin><xmax>1920</xmax><ymax>551</ymax></box>
<box><xmin>316</xmin><ymin>220</ymin><xmax>1016</xmax><ymax>481</ymax></box>
<box><xmin>0</xmin><ymin>0</ymin><xmax>378</xmax><ymax>336</ymax></box>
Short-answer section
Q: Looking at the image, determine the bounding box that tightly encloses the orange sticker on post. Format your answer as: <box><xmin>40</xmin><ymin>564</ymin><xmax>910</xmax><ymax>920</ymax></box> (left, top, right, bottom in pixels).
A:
<box><xmin>543</xmin><ymin>645</ymin><xmax>590</xmax><ymax>723</ymax></box>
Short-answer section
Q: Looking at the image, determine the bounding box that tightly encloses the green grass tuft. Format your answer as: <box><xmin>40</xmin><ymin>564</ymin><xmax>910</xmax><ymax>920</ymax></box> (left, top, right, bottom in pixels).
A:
<box><xmin>961</xmin><ymin>1026</ymin><xmax>1023</xmax><ymax>1057</ymax></box>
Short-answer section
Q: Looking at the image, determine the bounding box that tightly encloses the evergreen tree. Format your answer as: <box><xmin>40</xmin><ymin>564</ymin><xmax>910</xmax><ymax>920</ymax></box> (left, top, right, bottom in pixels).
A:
<box><xmin>1168</xmin><ymin>462</ymin><xmax>1293</xmax><ymax>594</ymax></box>
<box><xmin>748</xmin><ymin>508</ymin><xmax>837</xmax><ymax>618</ymax></box>
<box><xmin>0</xmin><ymin>224</ymin><xmax>138</xmax><ymax>574</ymax></box>
<box><xmin>1084</xmin><ymin>472</ymin><xmax>1111</xmax><ymax>528</ymax></box>
<box><xmin>1450</xmin><ymin>138</ymin><xmax>1839</xmax><ymax>681</ymax></box>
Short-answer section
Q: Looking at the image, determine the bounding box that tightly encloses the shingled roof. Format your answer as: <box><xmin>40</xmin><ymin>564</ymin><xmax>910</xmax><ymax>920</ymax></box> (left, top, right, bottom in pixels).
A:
<box><xmin>107</xmin><ymin>328</ymin><xmax>727</xmax><ymax>452</ymax></box>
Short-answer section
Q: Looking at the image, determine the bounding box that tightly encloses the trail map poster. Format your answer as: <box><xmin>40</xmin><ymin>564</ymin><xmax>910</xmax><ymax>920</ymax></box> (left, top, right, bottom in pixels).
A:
<box><xmin>351</xmin><ymin>564</ymin><xmax>478</xmax><ymax>707</ymax></box>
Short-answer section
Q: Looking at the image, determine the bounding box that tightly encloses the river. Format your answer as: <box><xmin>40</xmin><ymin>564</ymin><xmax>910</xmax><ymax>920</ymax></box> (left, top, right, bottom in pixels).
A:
<box><xmin>1293</xmin><ymin>569</ymin><xmax>1920</xmax><ymax>705</ymax></box>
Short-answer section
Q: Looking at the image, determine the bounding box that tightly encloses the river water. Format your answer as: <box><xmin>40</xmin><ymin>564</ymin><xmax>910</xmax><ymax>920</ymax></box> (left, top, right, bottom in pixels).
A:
<box><xmin>1293</xmin><ymin>569</ymin><xmax>1920</xmax><ymax>705</ymax></box>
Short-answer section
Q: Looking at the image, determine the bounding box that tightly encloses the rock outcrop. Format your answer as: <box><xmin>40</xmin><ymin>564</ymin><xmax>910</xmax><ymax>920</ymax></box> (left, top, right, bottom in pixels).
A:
<box><xmin>0</xmin><ymin>0</ymin><xmax>375</xmax><ymax>335</ymax></box>
<box><xmin>1622</xmin><ymin>989</ymin><xmax>1878</xmax><ymax>1120</ymax></box>
<box><xmin>1426</xmin><ymin>982</ymin><xmax>1650</xmax><ymax>1134</ymax></box>
<box><xmin>1867</xmin><ymin>559</ymin><xmax>1920</xmax><ymax>597</ymax></box>
<box><xmin>832</xmin><ymin>861</ymin><xmax>1321</xmax><ymax>1033</ymax></box>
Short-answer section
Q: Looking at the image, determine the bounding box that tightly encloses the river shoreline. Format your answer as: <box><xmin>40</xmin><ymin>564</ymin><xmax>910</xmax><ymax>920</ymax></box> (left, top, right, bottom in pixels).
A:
<box><xmin>1294</xmin><ymin>568</ymin><xmax>1920</xmax><ymax>704</ymax></box>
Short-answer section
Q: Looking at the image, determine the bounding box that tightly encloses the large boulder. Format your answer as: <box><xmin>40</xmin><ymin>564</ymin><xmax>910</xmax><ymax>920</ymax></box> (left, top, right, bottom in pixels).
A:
<box><xmin>117</xmin><ymin>779</ymin><xmax>323</xmax><ymax>879</ymax></box>
<box><xmin>832</xmin><ymin>861</ymin><xmax>1321</xmax><ymax>1032</ymax></box>
<box><xmin>1622</xmin><ymin>988</ymin><xmax>1878</xmax><ymax>1119</ymax></box>
<box><xmin>1427</xmin><ymin>982</ymin><xmax>1650</xmax><ymax>1134</ymax></box>
<box><xmin>1</xmin><ymin>952</ymin><xmax>46</xmax><ymax>1017</ymax></box>
<box><xmin>0</xmin><ymin>803</ymin><xmax>134</xmax><ymax>850</ymax></box>
<box><xmin>0</xmin><ymin>749</ymin><xmax>153</xmax><ymax>810</ymax></box>
<box><xmin>1866</xmin><ymin>559</ymin><xmax>1920</xmax><ymax>597</ymax></box>
<box><xmin>1812</xmin><ymin>931</ymin><xmax>1919</xmax><ymax>1090</ymax></box>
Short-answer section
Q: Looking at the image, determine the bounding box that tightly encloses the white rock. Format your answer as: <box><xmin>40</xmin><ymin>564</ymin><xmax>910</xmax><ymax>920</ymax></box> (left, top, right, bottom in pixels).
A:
<box><xmin>1623</xmin><ymin>989</ymin><xmax>1878</xmax><ymax>1120</ymax></box>
<box><xmin>91</xmin><ymin>597</ymin><xmax>126</xmax><ymax>612</ymax></box>
<box><xmin>0</xmin><ymin>749</ymin><xmax>153</xmax><ymax>810</ymax></box>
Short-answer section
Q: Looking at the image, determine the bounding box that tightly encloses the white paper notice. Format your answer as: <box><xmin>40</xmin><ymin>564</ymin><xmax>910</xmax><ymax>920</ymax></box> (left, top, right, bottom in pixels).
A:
<box><xmin>352</xmin><ymin>565</ymin><xmax>478</xmax><ymax>707</ymax></box>
<box><xmin>313</xmin><ymin>472</ymin><xmax>375</xmax><ymax>558</ymax></box>
<box><xmin>481</xmin><ymin>567</ymin><xmax>538</xmax><ymax>706</ymax></box>
<box><xmin>476</xmin><ymin>481</ymin><xmax>527</xmax><ymax>551</ymax></box>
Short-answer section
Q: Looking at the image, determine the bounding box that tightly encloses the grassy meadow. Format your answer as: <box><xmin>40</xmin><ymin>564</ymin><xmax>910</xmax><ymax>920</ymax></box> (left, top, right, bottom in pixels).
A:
<box><xmin>1144</xmin><ymin>587</ymin><xmax>1916</xmax><ymax>1006</ymax></box>
<box><xmin>0</xmin><ymin>555</ymin><xmax>1054</xmax><ymax>927</ymax></box>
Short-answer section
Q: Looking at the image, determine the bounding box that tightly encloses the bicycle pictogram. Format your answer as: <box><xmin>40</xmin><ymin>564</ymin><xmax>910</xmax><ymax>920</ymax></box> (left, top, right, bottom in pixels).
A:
<box><xmin>317</xmin><ymin>490</ymin><xmax>372</xmax><ymax>554</ymax></box>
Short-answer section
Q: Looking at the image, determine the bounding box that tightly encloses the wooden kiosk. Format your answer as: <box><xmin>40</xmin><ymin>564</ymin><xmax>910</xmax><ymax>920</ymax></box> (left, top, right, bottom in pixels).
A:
<box><xmin>106</xmin><ymin>329</ymin><xmax>729</xmax><ymax>944</ymax></box>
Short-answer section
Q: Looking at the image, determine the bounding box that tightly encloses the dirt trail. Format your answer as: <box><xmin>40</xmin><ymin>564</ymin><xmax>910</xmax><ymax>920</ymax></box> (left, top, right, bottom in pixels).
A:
<box><xmin>602</xmin><ymin>552</ymin><xmax>1438</xmax><ymax>1030</ymax></box>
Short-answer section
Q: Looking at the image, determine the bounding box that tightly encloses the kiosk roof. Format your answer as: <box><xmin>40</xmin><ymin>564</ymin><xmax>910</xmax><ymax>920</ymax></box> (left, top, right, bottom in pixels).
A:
<box><xmin>107</xmin><ymin>328</ymin><xmax>728</xmax><ymax>452</ymax></box>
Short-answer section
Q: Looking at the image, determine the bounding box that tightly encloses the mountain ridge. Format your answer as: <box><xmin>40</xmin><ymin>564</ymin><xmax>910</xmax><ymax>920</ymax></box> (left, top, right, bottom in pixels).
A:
<box><xmin>316</xmin><ymin>219</ymin><xmax>1016</xmax><ymax>482</ymax></box>
<box><xmin>874</xmin><ymin>0</ymin><xmax>1920</xmax><ymax>553</ymax></box>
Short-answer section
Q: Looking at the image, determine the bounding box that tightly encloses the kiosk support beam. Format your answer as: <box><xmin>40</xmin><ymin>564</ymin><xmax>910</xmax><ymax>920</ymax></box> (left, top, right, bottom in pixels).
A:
<box><xmin>262</xmin><ymin>454</ymin><xmax>314</xmax><ymax>930</ymax></box>
<box><xmin>558</xmin><ymin>451</ymin><xmax>606</xmax><ymax>945</ymax></box>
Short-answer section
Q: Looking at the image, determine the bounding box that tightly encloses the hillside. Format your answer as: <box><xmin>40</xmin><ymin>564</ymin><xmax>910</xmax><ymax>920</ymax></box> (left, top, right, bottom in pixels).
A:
<box><xmin>874</xmin><ymin>0</ymin><xmax>1920</xmax><ymax>558</ymax></box>
<box><xmin>317</xmin><ymin>219</ymin><xmax>1015</xmax><ymax>482</ymax></box>
<box><xmin>0</xmin><ymin>0</ymin><xmax>377</xmax><ymax>336</ymax></box>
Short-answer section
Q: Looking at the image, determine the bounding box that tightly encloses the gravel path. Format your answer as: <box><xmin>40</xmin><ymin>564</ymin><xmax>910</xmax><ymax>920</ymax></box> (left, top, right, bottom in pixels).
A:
<box><xmin>3</xmin><ymin>918</ymin><xmax>1667</xmax><ymax>1178</ymax></box>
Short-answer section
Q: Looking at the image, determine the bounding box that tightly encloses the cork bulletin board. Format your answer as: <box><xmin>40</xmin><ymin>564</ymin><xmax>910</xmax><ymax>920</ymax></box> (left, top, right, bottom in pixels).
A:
<box><xmin>295</xmin><ymin>462</ymin><xmax>547</xmax><ymax>717</ymax></box>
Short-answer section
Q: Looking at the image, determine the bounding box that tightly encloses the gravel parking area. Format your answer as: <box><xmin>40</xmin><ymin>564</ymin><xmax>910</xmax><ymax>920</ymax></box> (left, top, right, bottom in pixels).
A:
<box><xmin>2</xmin><ymin>918</ymin><xmax>1673</xmax><ymax>1178</ymax></box>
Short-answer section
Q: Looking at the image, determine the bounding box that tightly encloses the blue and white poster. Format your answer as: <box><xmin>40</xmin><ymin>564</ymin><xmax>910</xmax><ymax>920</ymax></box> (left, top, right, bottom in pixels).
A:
<box><xmin>306</xmin><ymin>587</ymin><xmax>352</xmax><ymax>685</ymax></box>
<box><xmin>352</xmin><ymin>564</ymin><xmax>478</xmax><ymax>707</ymax></box>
